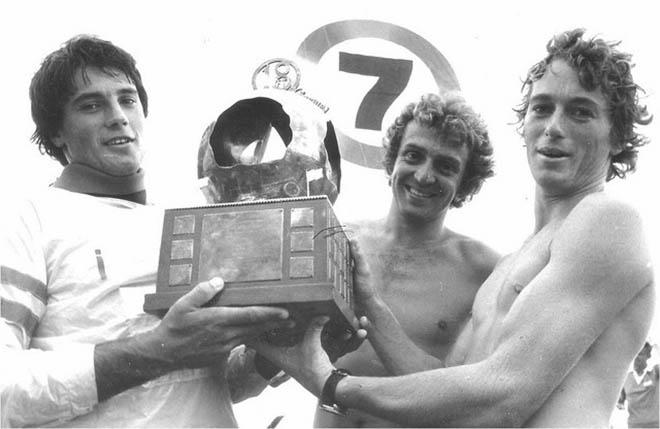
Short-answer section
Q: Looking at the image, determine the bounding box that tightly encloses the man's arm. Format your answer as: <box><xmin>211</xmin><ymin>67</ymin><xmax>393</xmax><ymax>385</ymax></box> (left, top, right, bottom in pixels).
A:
<box><xmin>263</xmin><ymin>197</ymin><xmax>653</xmax><ymax>426</ymax></box>
<box><xmin>350</xmin><ymin>240</ymin><xmax>488</xmax><ymax>375</ymax></box>
<box><xmin>93</xmin><ymin>278</ymin><xmax>292</xmax><ymax>401</ymax></box>
<box><xmin>350</xmin><ymin>240</ymin><xmax>445</xmax><ymax>374</ymax></box>
<box><xmin>1</xmin><ymin>277</ymin><xmax>292</xmax><ymax>426</ymax></box>
<box><xmin>1</xmin><ymin>198</ymin><xmax>294</xmax><ymax>425</ymax></box>
<box><xmin>0</xmin><ymin>199</ymin><xmax>99</xmax><ymax>427</ymax></box>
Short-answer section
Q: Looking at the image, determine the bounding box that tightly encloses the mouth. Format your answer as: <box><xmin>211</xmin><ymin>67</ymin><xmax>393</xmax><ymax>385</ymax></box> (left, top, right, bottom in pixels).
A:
<box><xmin>536</xmin><ymin>147</ymin><xmax>569</xmax><ymax>159</ymax></box>
<box><xmin>103</xmin><ymin>136</ymin><xmax>135</xmax><ymax>146</ymax></box>
<box><xmin>405</xmin><ymin>185</ymin><xmax>438</xmax><ymax>199</ymax></box>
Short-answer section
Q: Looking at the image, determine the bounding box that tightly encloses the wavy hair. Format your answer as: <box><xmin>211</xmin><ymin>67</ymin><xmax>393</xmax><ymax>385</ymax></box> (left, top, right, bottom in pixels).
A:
<box><xmin>29</xmin><ymin>35</ymin><xmax>148</xmax><ymax>166</ymax></box>
<box><xmin>383</xmin><ymin>93</ymin><xmax>494</xmax><ymax>208</ymax></box>
<box><xmin>514</xmin><ymin>29</ymin><xmax>651</xmax><ymax>181</ymax></box>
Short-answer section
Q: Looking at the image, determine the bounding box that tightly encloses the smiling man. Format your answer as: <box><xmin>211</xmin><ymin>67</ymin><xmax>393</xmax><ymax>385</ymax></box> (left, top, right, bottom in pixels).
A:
<box><xmin>0</xmin><ymin>35</ymin><xmax>297</xmax><ymax>427</ymax></box>
<box><xmin>258</xmin><ymin>29</ymin><xmax>655</xmax><ymax>427</ymax></box>
<box><xmin>314</xmin><ymin>93</ymin><xmax>500</xmax><ymax>427</ymax></box>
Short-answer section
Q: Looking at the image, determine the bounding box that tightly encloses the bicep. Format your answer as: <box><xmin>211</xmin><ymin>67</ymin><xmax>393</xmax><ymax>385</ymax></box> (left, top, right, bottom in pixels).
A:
<box><xmin>491</xmin><ymin>201</ymin><xmax>652</xmax><ymax>400</ymax></box>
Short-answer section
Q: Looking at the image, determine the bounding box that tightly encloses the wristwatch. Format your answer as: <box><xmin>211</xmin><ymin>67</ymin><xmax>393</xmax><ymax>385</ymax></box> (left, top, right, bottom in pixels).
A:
<box><xmin>319</xmin><ymin>368</ymin><xmax>351</xmax><ymax>416</ymax></box>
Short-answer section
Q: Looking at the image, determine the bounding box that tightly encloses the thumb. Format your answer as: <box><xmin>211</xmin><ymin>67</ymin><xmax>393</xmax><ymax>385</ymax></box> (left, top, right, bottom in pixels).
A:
<box><xmin>304</xmin><ymin>316</ymin><xmax>330</xmax><ymax>349</ymax></box>
<box><xmin>349</xmin><ymin>239</ymin><xmax>369</xmax><ymax>276</ymax></box>
<box><xmin>175</xmin><ymin>277</ymin><xmax>224</xmax><ymax>310</ymax></box>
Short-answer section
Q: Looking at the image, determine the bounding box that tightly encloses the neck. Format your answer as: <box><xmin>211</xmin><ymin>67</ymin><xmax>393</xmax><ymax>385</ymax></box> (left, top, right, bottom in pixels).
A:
<box><xmin>533</xmin><ymin>182</ymin><xmax>604</xmax><ymax>232</ymax></box>
<box><xmin>384</xmin><ymin>200</ymin><xmax>450</xmax><ymax>247</ymax></box>
<box><xmin>53</xmin><ymin>163</ymin><xmax>146</xmax><ymax>204</ymax></box>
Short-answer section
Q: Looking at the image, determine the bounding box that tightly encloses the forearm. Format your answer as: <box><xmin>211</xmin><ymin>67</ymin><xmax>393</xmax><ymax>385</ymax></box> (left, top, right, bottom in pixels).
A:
<box><xmin>333</xmin><ymin>363</ymin><xmax>523</xmax><ymax>427</ymax></box>
<box><xmin>94</xmin><ymin>330</ymin><xmax>177</xmax><ymax>402</ymax></box>
<box><xmin>364</xmin><ymin>297</ymin><xmax>444</xmax><ymax>374</ymax></box>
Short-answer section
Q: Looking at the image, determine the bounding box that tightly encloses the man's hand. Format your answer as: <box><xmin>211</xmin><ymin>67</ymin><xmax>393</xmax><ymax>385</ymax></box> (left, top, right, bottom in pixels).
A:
<box><xmin>321</xmin><ymin>318</ymin><xmax>365</xmax><ymax>363</ymax></box>
<box><xmin>147</xmin><ymin>277</ymin><xmax>294</xmax><ymax>368</ymax></box>
<box><xmin>252</xmin><ymin>317</ymin><xmax>366</xmax><ymax>397</ymax></box>
<box><xmin>349</xmin><ymin>239</ymin><xmax>382</xmax><ymax>314</ymax></box>
<box><xmin>95</xmin><ymin>277</ymin><xmax>293</xmax><ymax>401</ymax></box>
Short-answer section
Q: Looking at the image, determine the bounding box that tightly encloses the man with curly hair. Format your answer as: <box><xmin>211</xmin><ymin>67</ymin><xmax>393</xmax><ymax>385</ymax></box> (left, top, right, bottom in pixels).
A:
<box><xmin>258</xmin><ymin>29</ymin><xmax>655</xmax><ymax>427</ymax></box>
<box><xmin>314</xmin><ymin>92</ymin><xmax>500</xmax><ymax>427</ymax></box>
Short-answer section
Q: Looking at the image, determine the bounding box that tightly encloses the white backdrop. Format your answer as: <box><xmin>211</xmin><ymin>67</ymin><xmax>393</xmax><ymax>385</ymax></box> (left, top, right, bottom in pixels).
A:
<box><xmin>1</xmin><ymin>1</ymin><xmax>658</xmax><ymax>427</ymax></box>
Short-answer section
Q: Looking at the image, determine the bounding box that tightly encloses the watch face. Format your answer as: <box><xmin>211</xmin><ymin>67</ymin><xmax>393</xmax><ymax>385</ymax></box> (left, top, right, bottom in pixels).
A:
<box><xmin>319</xmin><ymin>403</ymin><xmax>347</xmax><ymax>417</ymax></box>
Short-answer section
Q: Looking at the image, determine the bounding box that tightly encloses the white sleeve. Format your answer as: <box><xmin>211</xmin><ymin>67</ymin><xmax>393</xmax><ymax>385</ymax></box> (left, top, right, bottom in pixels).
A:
<box><xmin>0</xmin><ymin>198</ymin><xmax>98</xmax><ymax>427</ymax></box>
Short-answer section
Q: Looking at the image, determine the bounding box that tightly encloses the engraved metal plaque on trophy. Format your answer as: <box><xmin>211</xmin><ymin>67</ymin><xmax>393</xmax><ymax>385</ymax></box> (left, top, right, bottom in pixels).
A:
<box><xmin>143</xmin><ymin>196</ymin><xmax>355</xmax><ymax>345</ymax></box>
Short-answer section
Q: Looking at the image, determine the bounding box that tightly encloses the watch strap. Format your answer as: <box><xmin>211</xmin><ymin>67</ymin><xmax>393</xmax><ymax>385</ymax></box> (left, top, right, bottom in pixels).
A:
<box><xmin>319</xmin><ymin>368</ymin><xmax>351</xmax><ymax>416</ymax></box>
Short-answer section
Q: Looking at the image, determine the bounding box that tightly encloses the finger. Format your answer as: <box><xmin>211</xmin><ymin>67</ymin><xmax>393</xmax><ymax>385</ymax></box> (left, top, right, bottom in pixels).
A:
<box><xmin>174</xmin><ymin>277</ymin><xmax>225</xmax><ymax>310</ymax></box>
<box><xmin>359</xmin><ymin>316</ymin><xmax>372</xmax><ymax>330</ymax></box>
<box><xmin>223</xmin><ymin>320</ymin><xmax>296</xmax><ymax>345</ymax></box>
<box><xmin>305</xmin><ymin>316</ymin><xmax>330</xmax><ymax>347</ymax></box>
<box><xmin>204</xmin><ymin>305</ymin><xmax>290</xmax><ymax>325</ymax></box>
<box><xmin>349</xmin><ymin>240</ymin><xmax>370</xmax><ymax>277</ymax></box>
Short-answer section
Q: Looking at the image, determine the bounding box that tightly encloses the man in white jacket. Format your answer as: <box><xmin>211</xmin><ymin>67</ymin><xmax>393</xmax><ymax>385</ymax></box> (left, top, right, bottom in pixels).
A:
<box><xmin>0</xmin><ymin>34</ymin><xmax>295</xmax><ymax>428</ymax></box>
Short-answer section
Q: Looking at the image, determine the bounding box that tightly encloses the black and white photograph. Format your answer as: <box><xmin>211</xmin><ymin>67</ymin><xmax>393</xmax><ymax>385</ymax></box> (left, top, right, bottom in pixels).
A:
<box><xmin>1</xmin><ymin>1</ymin><xmax>658</xmax><ymax>427</ymax></box>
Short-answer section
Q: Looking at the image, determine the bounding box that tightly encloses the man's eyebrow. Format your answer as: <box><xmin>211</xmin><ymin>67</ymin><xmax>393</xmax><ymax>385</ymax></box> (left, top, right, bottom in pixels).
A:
<box><xmin>401</xmin><ymin>142</ymin><xmax>427</xmax><ymax>152</ymax></box>
<box><xmin>567</xmin><ymin>96</ymin><xmax>604</xmax><ymax>109</ymax></box>
<box><xmin>403</xmin><ymin>139</ymin><xmax>434</xmax><ymax>151</ymax></box>
<box><xmin>529</xmin><ymin>93</ymin><xmax>603</xmax><ymax>108</ymax></box>
<box><xmin>70</xmin><ymin>87</ymin><xmax>138</xmax><ymax>104</ymax></box>
<box><xmin>437</xmin><ymin>154</ymin><xmax>462</xmax><ymax>169</ymax></box>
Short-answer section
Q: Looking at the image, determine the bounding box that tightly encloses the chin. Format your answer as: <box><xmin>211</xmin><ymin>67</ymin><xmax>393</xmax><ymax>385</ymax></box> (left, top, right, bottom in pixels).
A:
<box><xmin>106</xmin><ymin>163</ymin><xmax>141</xmax><ymax>176</ymax></box>
<box><xmin>533</xmin><ymin>169</ymin><xmax>566</xmax><ymax>187</ymax></box>
<box><xmin>401</xmin><ymin>206</ymin><xmax>436</xmax><ymax>223</ymax></box>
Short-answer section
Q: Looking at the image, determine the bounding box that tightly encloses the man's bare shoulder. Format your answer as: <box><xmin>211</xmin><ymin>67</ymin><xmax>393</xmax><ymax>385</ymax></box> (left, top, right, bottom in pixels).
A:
<box><xmin>343</xmin><ymin>218</ymin><xmax>387</xmax><ymax>241</ymax></box>
<box><xmin>556</xmin><ymin>192</ymin><xmax>647</xmax><ymax>250</ymax></box>
<box><xmin>553</xmin><ymin>192</ymin><xmax>652</xmax><ymax>290</ymax></box>
<box><xmin>566</xmin><ymin>191</ymin><xmax>642</xmax><ymax>220</ymax></box>
<box><xmin>447</xmin><ymin>231</ymin><xmax>501</xmax><ymax>277</ymax></box>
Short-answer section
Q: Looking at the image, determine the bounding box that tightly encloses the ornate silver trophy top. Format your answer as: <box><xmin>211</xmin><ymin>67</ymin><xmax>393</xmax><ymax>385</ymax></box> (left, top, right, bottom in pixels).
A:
<box><xmin>198</xmin><ymin>58</ymin><xmax>340</xmax><ymax>204</ymax></box>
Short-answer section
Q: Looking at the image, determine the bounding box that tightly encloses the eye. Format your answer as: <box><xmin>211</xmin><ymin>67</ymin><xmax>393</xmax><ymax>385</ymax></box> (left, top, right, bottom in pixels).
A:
<box><xmin>436</xmin><ymin>161</ymin><xmax>459</xmax><ymax>175</ymax></box>
<box><xmin>79</xmin><ymin>102</ymin><xmax>101</xmax><ymax>112</ymax></box>
<box><xmin>530</xmin><ymin>103</ymin><xmax>552</xmax><ymax>116</ymax></box>
<box><xmin>402</xmin><ymin>150</ymin><xmax>422</xmax><ymax>163</ymax></box>
<box><xmin>120</xmin><ymin>96</ymin><xmax>138</xmax><ymax>106</ymax></box>
<box><xmin>571</xmin><ymin>106</ymin><xmax>595</xmax><ymax>119</ymax></box>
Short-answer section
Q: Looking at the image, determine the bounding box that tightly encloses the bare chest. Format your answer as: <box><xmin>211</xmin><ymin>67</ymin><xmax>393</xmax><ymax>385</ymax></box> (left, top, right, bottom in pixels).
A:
<box><xmin>469</xmin><ymin>233</ymin><xmax>553</xmax><ymax>356</ymax></box>
<box><xmin>368</xmin><ymin>247</ymin><xmax>481</xmax><ymax>351</ymax></box>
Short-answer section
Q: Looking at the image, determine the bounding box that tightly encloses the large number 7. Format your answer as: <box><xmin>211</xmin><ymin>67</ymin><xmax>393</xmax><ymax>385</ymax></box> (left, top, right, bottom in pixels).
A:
<box><xmin>339</xmin><ymin>52</ymin><xmax>413</xmax><ymax>131</ymax></box>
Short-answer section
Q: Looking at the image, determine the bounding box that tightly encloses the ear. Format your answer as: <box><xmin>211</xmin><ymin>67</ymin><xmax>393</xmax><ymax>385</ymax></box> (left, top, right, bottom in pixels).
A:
<box><xmin>608</xmin><ymin>130</ymin><xmax>624</xmax><ymax>156</ymax></box>
<box><xmin>610</xmin><ymin>143</ymin><xmax>624</xmax><ymax>157</ymax></box>
<box><xmin>52</xmin><ymin>132</ymin><xmax>65</xmax><ymax>149</ymax></box>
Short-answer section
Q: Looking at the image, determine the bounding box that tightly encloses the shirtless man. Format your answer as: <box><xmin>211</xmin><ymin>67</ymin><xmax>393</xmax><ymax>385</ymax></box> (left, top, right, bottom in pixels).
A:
<box><xmin>314</xmin><ymin>92</ymin><xmax>500</xmax><ymax>427</ymax></box>
<box><xmin>257</xmin><ymin>29</ymin><xmax>655</xmax><ymax>427</ymax></box>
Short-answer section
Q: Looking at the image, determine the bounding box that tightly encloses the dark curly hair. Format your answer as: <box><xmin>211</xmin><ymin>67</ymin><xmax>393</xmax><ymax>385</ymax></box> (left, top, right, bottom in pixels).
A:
<box><xmin>383</xmin><ymin>93</ymin><xmax>494</xmax><ymax>208</ymax></box>
<box><xmin>514</xmin><ymin>29</ymin><xmax>651</xmax><ymax>181</ymax></box>
<box><xmin>29</xmin><ymin>35</ymin><xmax>149</xmax><ymax>166</ymax></box>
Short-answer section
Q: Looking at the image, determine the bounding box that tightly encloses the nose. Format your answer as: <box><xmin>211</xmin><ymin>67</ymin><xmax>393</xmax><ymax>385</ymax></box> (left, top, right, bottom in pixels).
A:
<box><xmin>105</xmin><ymin>100</ymin><xmax>129</xmax><ymax>127</ymax></box>
<box><xmin>544</xmin><ymin>111</ymin><xmax>565</xmax><ymax>139</ymax></box>
<box><xmin>414</xmin><ymin>162</ymin><xmax>437</xmax><ymax>184</ymax></box>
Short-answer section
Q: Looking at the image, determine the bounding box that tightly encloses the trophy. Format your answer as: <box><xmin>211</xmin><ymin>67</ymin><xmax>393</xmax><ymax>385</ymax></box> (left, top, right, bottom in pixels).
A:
<box><xmin>144</xmin><ymin>59</ymin><xmax>356</xmax><ymax>346</ymax></box>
